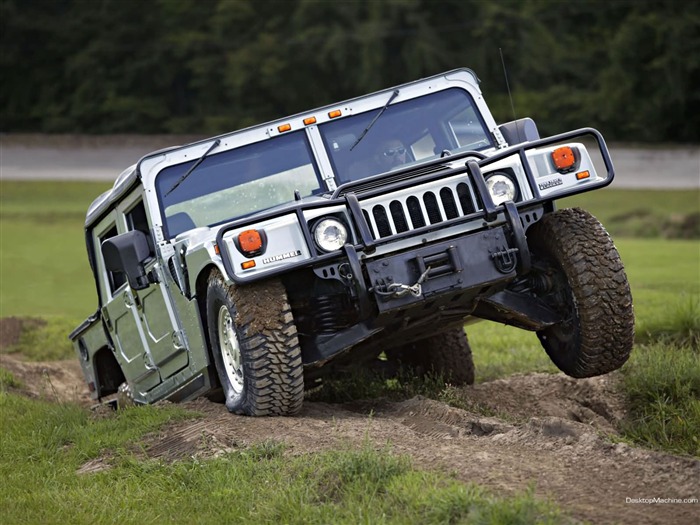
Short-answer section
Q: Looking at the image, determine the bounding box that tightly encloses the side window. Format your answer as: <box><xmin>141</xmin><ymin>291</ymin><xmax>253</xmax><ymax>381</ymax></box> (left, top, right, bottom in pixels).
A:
<box><xmin>125</xmin><ymin>200</ymin><xmax>148</xmax><ymax>234</ymax></box>
<box><xmin>125</xmin><ymin>200</ymin><xmax>154</xmax><ymax>254</ymax></box>
<box><xmin>99</xmin><ymin>225</ymin><xmax>127</xmax><ymax>294</ymax></box>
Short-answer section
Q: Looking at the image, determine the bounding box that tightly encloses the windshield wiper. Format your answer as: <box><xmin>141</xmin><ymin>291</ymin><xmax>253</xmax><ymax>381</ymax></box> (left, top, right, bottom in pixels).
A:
<box><xmin>349</xmin><ymin>89</ymin><xmax>399</xmax><ymax>151</ymax></box>
<box><xmin>164</xmin><ymin>138</ymin><xmax>221</xmax><ymax>198</ymax></box>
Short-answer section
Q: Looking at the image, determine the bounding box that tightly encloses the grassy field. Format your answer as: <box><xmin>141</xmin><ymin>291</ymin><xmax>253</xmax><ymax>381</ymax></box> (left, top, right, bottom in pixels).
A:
<box><xmin>1</xmin><ymin>181</ymin><xmax>699</xmax><ymax>522</ymax></box>
<box><xmin>0</xmin><ymin>181</ymin><xmax>110</xmax><ymax>319</ymax></box>
<box><xmin>0</xmin><ymin>393</ymin><xmax>565</xmax><ymax>524</ymax></box>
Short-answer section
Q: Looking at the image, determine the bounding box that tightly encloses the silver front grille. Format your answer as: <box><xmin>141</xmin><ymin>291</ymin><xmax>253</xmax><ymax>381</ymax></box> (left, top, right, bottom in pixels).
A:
<box><xmin>360</xmin><ymin>181</ymin><xmax>480</xmax><ymax>239</ymax></box>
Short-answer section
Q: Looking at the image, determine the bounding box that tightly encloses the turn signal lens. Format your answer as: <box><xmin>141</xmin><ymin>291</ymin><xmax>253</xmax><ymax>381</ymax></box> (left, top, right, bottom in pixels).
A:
<box><xmin>552</xmin><ymin>146</ymin><xmax>577</xmax><ymax>172</ymax></box>
<box><xmin>328</xmin><ymin>109</ymin><xmax>342</xmax><ymax>118</ymax></box>
<box><xmin>238</xmin><ymin>229</ymin><xmax>263</xmax><ymax>253</ymax></box>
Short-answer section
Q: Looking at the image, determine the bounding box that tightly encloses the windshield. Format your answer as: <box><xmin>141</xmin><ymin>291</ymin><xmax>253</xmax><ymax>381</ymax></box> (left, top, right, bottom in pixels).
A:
<box><xmin>155</xmin><ymin>131</ymin><xmax>322</xmax><ymax>238</ymax></box>
<box><xmin>319</xmin><ymin>88</ymin><xmax>492</xmax><ymax>183</ymax></box>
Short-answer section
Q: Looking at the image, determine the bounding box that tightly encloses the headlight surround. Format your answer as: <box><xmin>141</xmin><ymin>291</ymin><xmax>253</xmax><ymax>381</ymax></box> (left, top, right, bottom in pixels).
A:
<box><xmin>485</xmin><ymin>172</ymin><xmax>518</xmax><ymax>205</ymax></box>
<box><xmin>313</xmin><ymin>218</ymin><xmax>348</xmax><ymax>252</ymax></box>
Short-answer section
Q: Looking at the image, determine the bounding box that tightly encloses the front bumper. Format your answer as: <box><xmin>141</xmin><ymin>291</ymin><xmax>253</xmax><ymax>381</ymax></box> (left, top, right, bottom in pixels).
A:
<box><xmin>365</xmin><ymin>224</ymin><xmax>518</xmax><ymax>313</ymax></box>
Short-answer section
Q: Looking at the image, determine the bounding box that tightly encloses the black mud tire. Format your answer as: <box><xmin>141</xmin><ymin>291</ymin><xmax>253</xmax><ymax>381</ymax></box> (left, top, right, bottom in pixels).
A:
<box><xmin>527</xmin><ymin>207</ymin><xmax>634</xmax><ymax>378</ymax></box>
<box><xmin>391</xmin><ymin>328</ymin><xmax>475</xmax><ymax>386</ymax></box>
<box><xmin>206</xmin><ymin>270</ymin><xmax>304</xmax><ymax>416</ymax></box>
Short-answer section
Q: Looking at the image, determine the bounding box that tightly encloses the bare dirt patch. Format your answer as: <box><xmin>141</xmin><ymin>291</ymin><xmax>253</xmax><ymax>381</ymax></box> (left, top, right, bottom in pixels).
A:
<box><xmin>0</xmin><ymin>316</ymin><xmax>45</xmax><ymax>350</ymax></box>
<box><xmin>3</xmin><ymin>345</ymin><xmax>697</xmax><ymax>525</ymax></box>
<box><xmin>0</xmin><ymin>352</ymin><xmax>90</xmax><ymax>405</ymax></box>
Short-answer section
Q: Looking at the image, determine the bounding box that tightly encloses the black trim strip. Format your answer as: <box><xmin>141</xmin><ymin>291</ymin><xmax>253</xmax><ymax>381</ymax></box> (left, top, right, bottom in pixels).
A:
<box><xmin>345</xmin><ymin>193</ymin><xmax>376</xmax><ymax>252</ymax></box>
<box><xmin>466</xmin><ymin>159</ymin><xmax>497</xmax><ymax>222</ymax></box>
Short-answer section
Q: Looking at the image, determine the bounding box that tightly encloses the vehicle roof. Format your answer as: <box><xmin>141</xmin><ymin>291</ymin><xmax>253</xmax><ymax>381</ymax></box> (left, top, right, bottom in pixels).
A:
<box><xmin>84</xmin><ymin>144</ymin><xmax>181</xmax><ymax>227</ymax></box>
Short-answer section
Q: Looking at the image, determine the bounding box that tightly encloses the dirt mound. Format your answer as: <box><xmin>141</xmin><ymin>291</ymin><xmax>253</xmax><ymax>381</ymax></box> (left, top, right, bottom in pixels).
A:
<box><xmin>0</xmin><ymin>352</ymin><xmax>90</xmax><ymax>405</ymax></box>
<box><xmin>461</xmin><ymin>372</ymin><xmax>627</xmax><ymax>433</ymax></box>
<box><xmin>111</xmin><ymin>394</ymin><xmax>697</xmax><ymax>525</ymax></box>
<box><xmin>2</xmin><ymin>346</ymin><xmax>697</xmax><ymax>525</ymax></box>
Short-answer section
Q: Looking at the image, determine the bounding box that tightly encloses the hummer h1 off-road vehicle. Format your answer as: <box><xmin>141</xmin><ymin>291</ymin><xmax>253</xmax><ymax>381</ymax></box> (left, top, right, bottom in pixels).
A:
<box><xmin>70</xmin><ymin>68</ymin><xmax>634</xmax><ymax>415</ymax></box>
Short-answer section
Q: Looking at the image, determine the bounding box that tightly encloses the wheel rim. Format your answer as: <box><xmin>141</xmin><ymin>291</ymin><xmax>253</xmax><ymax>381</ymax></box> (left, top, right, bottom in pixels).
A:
<box><xmin>217</xmin><ymin>304</ymin><xmax>244</xmax><ymax>394</ymax></box>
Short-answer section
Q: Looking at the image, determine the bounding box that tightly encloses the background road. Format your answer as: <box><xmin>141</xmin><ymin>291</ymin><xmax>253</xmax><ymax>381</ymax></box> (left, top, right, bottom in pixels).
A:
<box><xmin>1</xmin><ymin>135</ymin><xmax>698</xmax><ymax>189</ymax></box>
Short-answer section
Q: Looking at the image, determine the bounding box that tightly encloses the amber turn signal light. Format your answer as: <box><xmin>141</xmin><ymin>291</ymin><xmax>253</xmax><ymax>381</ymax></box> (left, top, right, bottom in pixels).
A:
<box><xmin>552</xmin><ymin>146</ymin><xmax>577</xmax><ymax>172</ymax></box>
<box><xmin>238</xmin><ymin>229</ymin><xmax>264</xmax><ymax>253</ymax></box>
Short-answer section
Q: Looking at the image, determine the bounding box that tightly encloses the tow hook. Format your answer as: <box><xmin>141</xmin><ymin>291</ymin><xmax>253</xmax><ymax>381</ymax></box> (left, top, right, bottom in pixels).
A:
<box><xmin>374</xmin><ymin>266</ymin><xmax>432</xmax><ymax>299</ymax></box>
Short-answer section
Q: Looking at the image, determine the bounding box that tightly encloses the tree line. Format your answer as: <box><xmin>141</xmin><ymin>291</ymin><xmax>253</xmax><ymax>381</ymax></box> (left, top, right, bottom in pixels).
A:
<box><xmin>2</xmin><ymin>0</ymin><xmax>698</xmax><ymax>143</ymax></box>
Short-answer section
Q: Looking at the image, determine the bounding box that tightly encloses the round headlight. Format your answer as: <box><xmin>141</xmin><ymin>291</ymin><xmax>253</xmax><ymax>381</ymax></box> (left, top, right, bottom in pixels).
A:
<box><xmin>485</xmin><ymin>173</ymin><xmax>517</xmax><ymax>205</ymax></box>
<box><xmin>313</xmin><ymin>218</ymin><xmax>348</xmax><ymax>252</ymax></box>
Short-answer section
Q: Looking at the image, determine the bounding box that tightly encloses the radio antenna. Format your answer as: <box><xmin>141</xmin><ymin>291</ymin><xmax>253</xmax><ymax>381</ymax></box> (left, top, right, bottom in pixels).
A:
<box><xmin>499</xmin><ymin>48</ymin><xmax>521</xmax><ymax>143</ymax></box>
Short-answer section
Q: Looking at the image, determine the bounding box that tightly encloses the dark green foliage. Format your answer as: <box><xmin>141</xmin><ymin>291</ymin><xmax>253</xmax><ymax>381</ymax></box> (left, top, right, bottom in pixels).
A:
<box><xmin>1</xmin><ymin>0</ymin><xmax>698</xmax><ymax>141</ymax></box>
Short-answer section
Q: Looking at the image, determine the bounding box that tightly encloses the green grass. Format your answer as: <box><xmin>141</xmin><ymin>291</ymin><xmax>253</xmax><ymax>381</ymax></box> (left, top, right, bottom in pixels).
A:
<box><xmin>620</xmin><ymin>343</ymin><xmax>700</xmax><ymax>456</ymax></box>
<box><xmin>0</xmin><ymin>180</ymin><xmax>111</xmax><ymax>320</ymax></box>
<box><xmin>4</xmin><ymin>316</ymin><xmax>77</xmax><ymax>361</ymax></box>
<box><xmin>560</xmin><ymin>188</ymin><xmax>700</xmax><ymax>239</ymax></box>
<box><xmin>0</xmin><ymin>368</ymin><xmax>22</xmax><ymax>389</ymax></box>
<box><xmin>0</xmin><ymin>394</ymin><xmax>565</xmax><ymax>525</ymax></box>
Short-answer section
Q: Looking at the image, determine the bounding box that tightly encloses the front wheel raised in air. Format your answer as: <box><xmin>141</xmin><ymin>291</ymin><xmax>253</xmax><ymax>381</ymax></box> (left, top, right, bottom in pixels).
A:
<box><xmin>527</xmin><ymin>207</ymin><xmax>634</xmax><ymax>378</ymax></box>
<box><xmin>206</xmin><ymin>270</ymin><xmax>304</xmax><ymax>415</ymax></box>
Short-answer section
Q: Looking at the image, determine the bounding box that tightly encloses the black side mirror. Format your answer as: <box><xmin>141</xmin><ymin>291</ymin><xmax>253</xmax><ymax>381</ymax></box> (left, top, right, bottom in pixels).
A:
<box><xmin>101</xmin><ymin>230</ymin><xmax>152</xmax><ymax>290</ymax></box>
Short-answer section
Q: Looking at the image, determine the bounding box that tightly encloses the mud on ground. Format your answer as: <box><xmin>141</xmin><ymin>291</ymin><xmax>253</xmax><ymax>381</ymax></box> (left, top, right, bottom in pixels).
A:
<box><xmin>1</xmin><ymin>318</ymin><xmax>698</xmax><ymax>525</ymax></box>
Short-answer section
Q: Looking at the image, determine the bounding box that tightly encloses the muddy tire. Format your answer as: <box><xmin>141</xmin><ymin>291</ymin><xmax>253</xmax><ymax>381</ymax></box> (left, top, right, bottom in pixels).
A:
<box><xmin>206</xmin><ymin>270</ymin><xmax>304</xmax><ymax>416</ymax></box>
<box><xmin>391</xmin><ymin>328</ymin><xmax>475</xmax><ymax>385</ymax></box>
<box><xmin>527</xmin><ymin>207</ymin><xmax>634</xmax><ymax>378</ymax></box>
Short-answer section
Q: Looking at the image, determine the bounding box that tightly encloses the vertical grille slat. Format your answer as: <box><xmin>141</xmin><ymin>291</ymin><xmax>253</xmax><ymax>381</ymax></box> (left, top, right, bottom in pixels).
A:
<box><xmin>373</xmin><ymin>205</ymin><xmax>392</xmax><ymax>238</ymax></box>
<box><xmin>457</xmin><ymin>183</ymin><xmax>476</xmax><ymax>215</ymax></box>
<box><xmin>423</xmin><ymin>192</ymin><xmax>443</xmax><ymax>225</ymax></box>
<box><xmin>407</xmin><ymin>196</ymin><xmax>426</xmax><ymax>228</ymax></box>
<box><xmin>362</xmin><ymin>209</ymin><xmax>376</xmax><ymax>239</ymax></box>
<box><xmin>360</xmin><ymin>180</ymin><xmax>479</xmax><ymax>240</ymax></box>
<box><xmin>389</xmin><ymin>201</ymin><xmax>409</xmax><ymax>233</ymax></box>
<box><xmin>440</xmin><ymin>188</ymin><xmax>459</xmax><ymax>219</ymax></box>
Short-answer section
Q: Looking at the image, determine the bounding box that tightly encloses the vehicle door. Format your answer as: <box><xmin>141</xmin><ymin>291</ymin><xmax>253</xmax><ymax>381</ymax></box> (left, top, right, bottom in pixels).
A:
<box><xmin>95</xmin><ymin>211</ymin><xmax>161</xmax><ymax>392</ymax></box>
<box><xmin>120</xmin><ymin>197</ymin><xmax>189</xmax><ymax>380</ymax></box>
